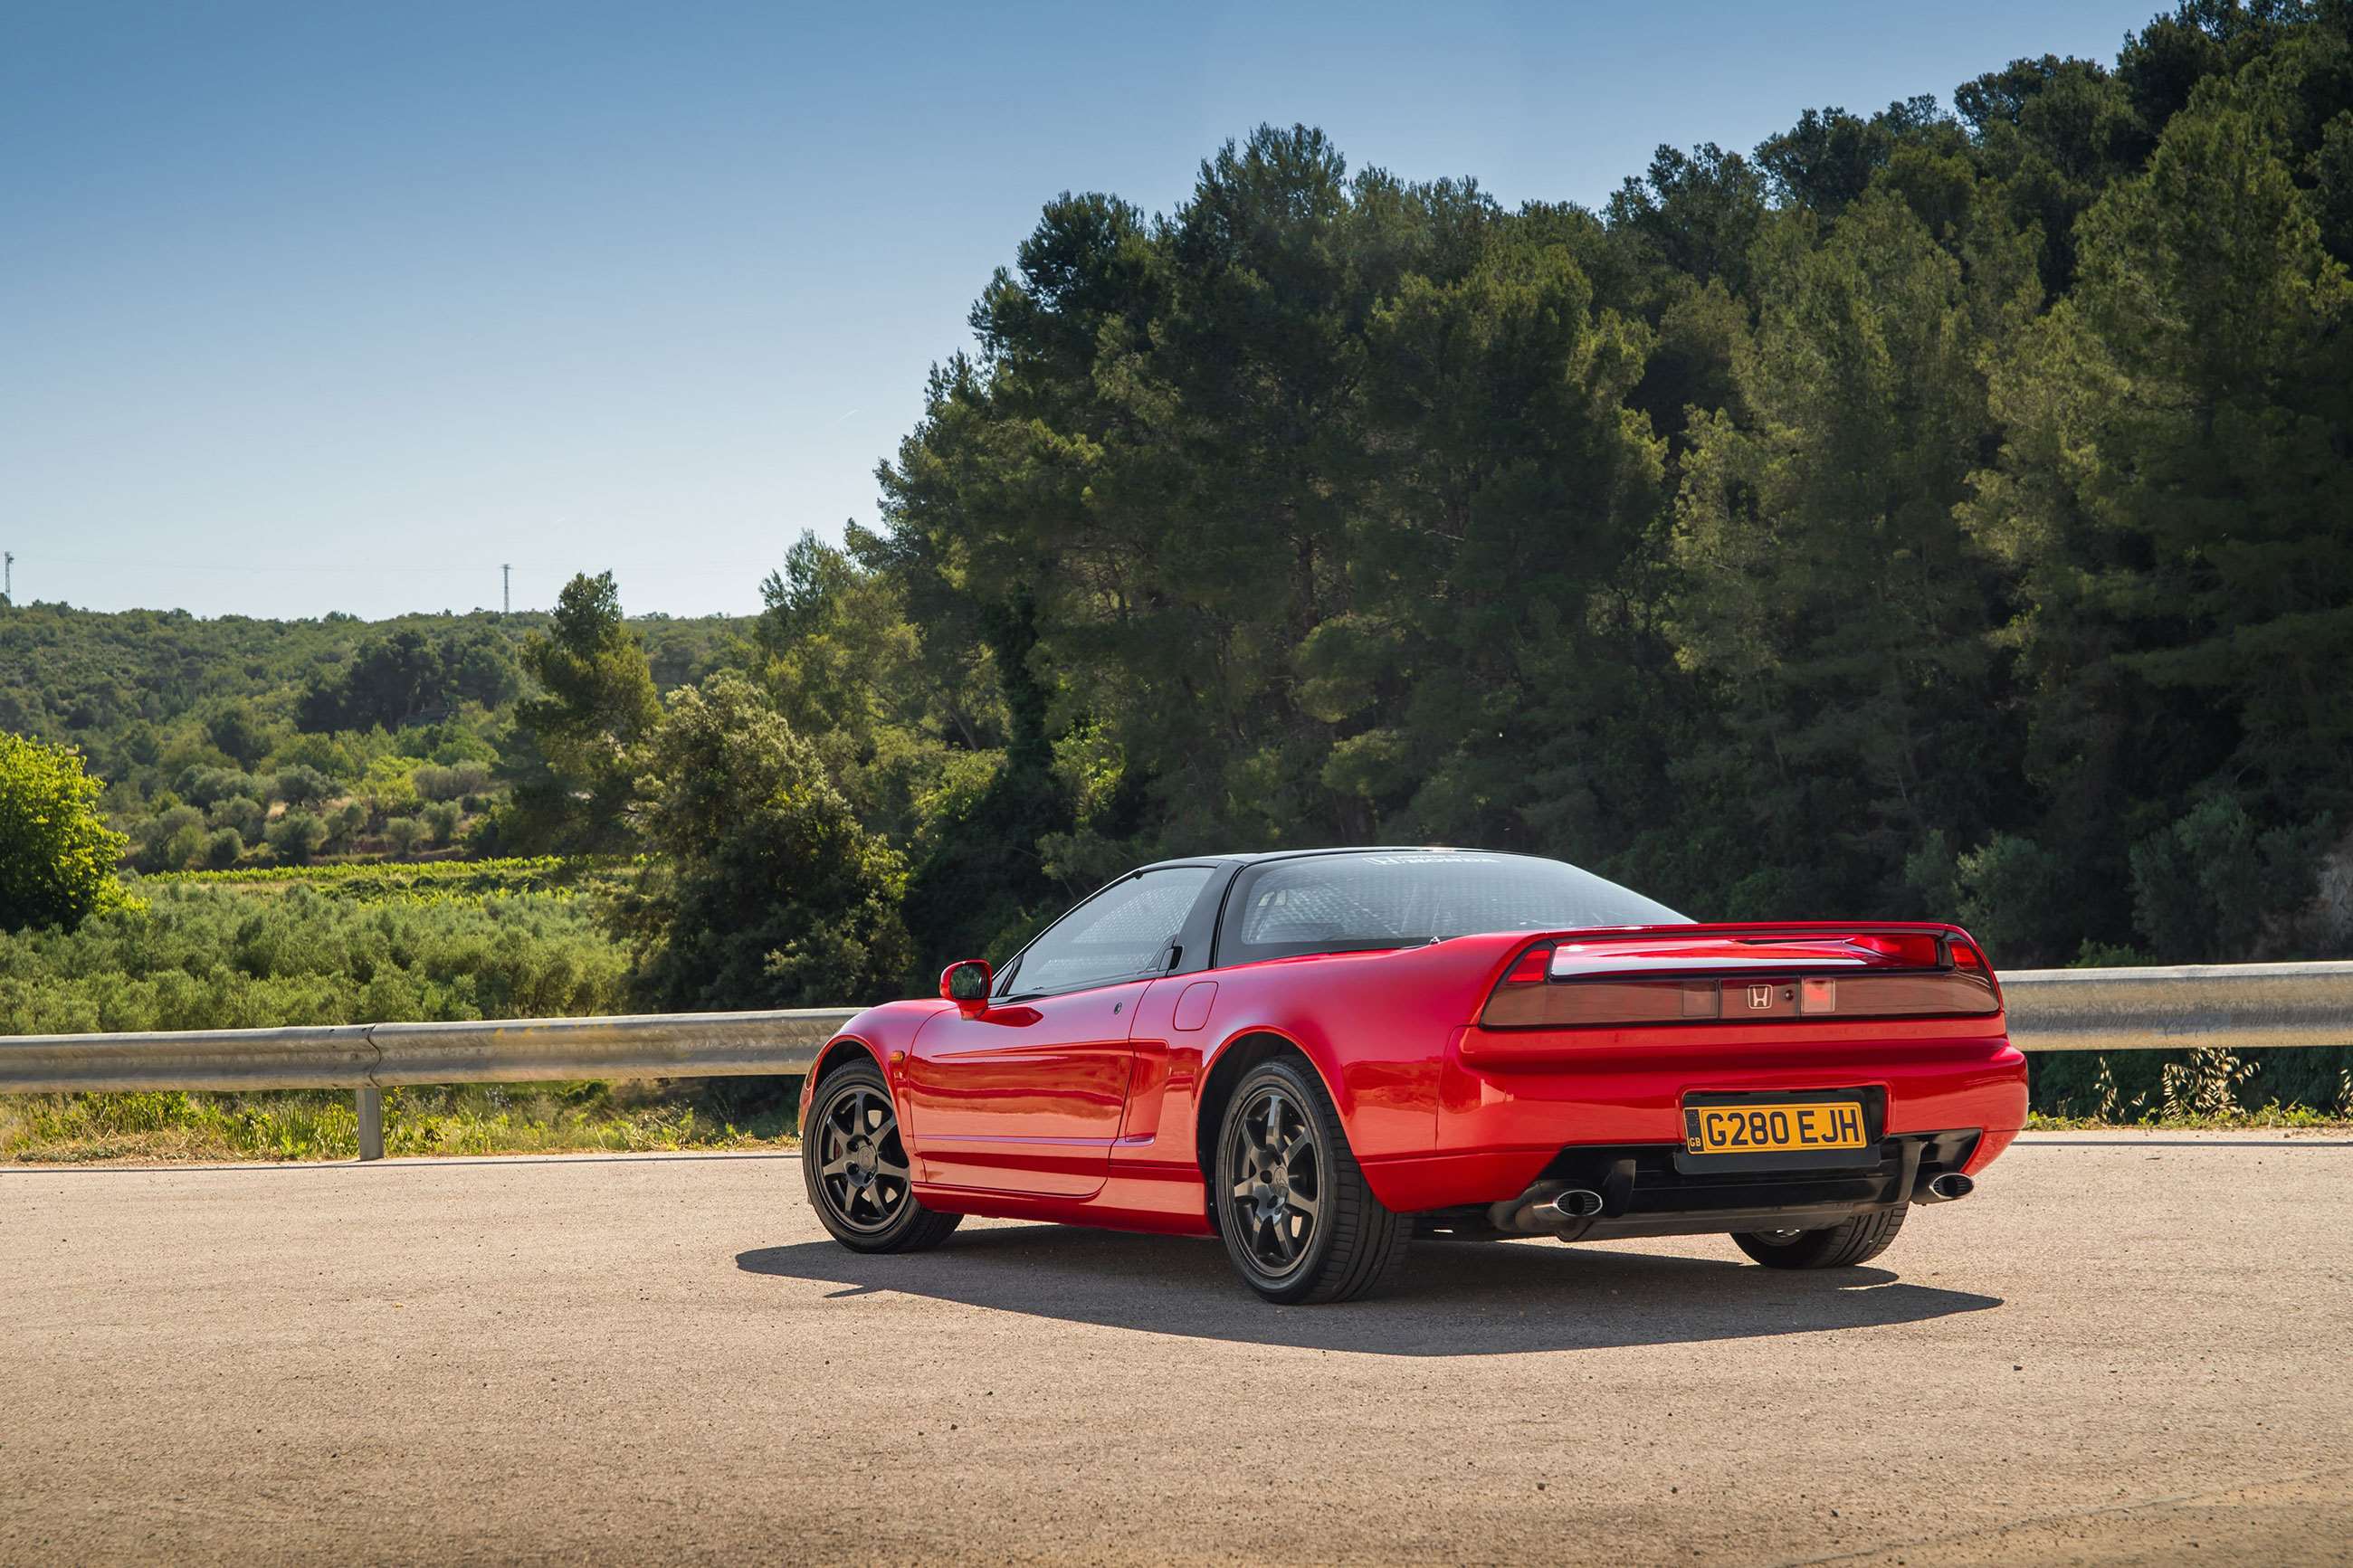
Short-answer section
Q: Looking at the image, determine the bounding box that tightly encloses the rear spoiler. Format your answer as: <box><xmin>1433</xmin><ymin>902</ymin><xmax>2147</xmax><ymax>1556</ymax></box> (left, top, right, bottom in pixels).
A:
<box><xmin>1480</xmin><ymin>921</ymin><xmax>2000</xmax><ymax>1030</ymax></box>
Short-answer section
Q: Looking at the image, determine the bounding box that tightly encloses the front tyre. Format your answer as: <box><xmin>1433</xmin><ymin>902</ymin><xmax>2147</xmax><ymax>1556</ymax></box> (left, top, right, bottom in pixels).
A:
<box><xmin>1732</xmin><ymin>1207</ymin><xmax>1905</xmax><ymax>1269</ymax></box>
<box><xmin>804</xmin><ymin>1060</ymin><xmax>960</xmax><ymax>1254</ymax></box>
<box><xmin>1215</xmin><ymin>1057</ymin><xmax>1409</xmax><ymax>1304</ymax></box>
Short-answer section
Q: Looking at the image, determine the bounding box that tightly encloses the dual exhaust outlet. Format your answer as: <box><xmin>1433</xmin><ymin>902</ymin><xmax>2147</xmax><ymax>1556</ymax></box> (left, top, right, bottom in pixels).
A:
<box><xmin>1497</xmin><ymin>1168</ymin><xmax>1976</xmax><ymax>1235</ymax></box>
<box><xmin>1535</xmin><ymin>1172</ymin><xmax>1973</xmax><ymax>1218</ymax></box>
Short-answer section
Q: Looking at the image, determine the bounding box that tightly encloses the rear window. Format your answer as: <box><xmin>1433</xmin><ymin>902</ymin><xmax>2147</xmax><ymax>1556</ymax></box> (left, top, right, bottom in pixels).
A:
<box><xmin>1219</xmin><ymin>851</ymin><xmax>1687</xmax><ymax>964</ymax></box>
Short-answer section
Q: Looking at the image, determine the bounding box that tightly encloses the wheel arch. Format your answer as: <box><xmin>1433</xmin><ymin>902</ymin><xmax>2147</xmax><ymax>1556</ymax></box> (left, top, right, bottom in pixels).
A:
<box><xmin>809</xmin><ymin>1034</ymin><xmax>883</xmax><ymax>1084</ymax></box>
<box><xmin>797</xmin><ymin>1033</ymin><xmax>889</xmax><ymax>1134</ymax></box>
<box><xmin>1193</xmin><ymin>1028</ymin><xmax>1347</xmax><ymax>1192</ymax></box>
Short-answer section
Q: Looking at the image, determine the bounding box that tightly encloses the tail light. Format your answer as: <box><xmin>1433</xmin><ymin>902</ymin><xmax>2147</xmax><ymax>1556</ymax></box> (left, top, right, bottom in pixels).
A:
<box><xmin>1850</xmin><ymin>934</ymin><xmax>1940</xmax><ymax>965</ymax></box>
<box><xmin>1948</xmin><ymin>933</ymin><xmax>2004</xmax><ymax>1009</ymax></box>
<box><xmin>1481</xmin><ymin>929</ymin><xmax>2001</xmax><ymax>1030</ymax></box>
<box><xmin>1502</xmin><ymin>944</ymin><xmax>1552</xmax><ymax>985</ymax></box>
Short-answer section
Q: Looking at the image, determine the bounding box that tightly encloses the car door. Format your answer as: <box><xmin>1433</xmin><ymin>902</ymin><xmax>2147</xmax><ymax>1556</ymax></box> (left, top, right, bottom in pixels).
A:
<box><xmin>903</xmin><ymin>864</ymin><xmax>1219</xmax><ymax>1198</ymax></box>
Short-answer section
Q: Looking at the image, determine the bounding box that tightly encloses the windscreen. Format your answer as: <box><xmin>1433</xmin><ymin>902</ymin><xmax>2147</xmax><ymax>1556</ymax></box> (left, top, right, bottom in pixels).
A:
<box><xmin>1221</xmin><ymin>851</ymin><xmax>1689</xmax><ymax>964</ymax></box>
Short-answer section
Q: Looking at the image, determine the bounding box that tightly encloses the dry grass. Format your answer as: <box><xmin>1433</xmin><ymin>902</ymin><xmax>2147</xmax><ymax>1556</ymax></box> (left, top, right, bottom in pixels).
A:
<box><xmin>2026</xmin><ymin>1052</ymin><xmax>2353</xmax><ymax>1131</ymax></box>
<box><xmin>13</xmin><ymin>1058</ymin><xmax>2345</xmax><ymax>1164</ymax></box>
<box><xmin>2025</xmin><ymin>1106</ymin><xmax>2352</xmax><ymax>1131</ymax></box>
<box><xmin>0</xmin><ymin>1084</ymin><xmax>797</xmax><ymax>1164</ymax></box>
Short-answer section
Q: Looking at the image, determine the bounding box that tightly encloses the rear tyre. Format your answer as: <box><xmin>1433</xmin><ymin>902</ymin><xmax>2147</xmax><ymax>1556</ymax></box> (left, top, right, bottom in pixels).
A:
<box><xmin>1732</xmin><ymin>1207</ymin><xmax>1905</xmax><ymax>1269</ymax></box>
<box><xmin>1215</xmin><ymin>1056</ymin><xmax>1410</xmax><ymax>1304</ymax></box>
<box><xmin>804</xmin><ymin>1060</ymin><xmax>961</xmax><ymax>1254</ymax></box>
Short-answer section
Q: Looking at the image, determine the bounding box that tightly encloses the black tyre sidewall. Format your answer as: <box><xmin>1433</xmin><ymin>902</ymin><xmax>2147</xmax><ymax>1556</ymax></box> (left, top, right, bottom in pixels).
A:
<box><xmin>1214</xmin><ymin>1056</ymin><xmax>1406</xmax><ymax>1304</ymax></box>
<box><xmin>1732</xmin><ymin>1206</ymin><xmax>1904</xmax><ymax>1269</ymax></box>
<box><xmin>804</xmin><ymin>1060</ymin><xmax>956</xmax><ymax>1254</ymax></box>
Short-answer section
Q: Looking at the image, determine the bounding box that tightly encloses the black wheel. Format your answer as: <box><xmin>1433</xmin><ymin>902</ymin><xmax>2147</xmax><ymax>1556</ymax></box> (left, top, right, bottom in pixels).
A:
<box><xmin>1215</xmin><ymin>1056</ymin><xmax>1409</xmax><ymax>1304</ymax></box>
<box><xmin>804</xmin><ymin>1060</ymin><xmax>960</xmax><ymax>1253</ymax></box>
<box><xmin>1732</xmin><ymin>1207</ymin><xmax>1905</xmax><ymax>1269</ymax></box>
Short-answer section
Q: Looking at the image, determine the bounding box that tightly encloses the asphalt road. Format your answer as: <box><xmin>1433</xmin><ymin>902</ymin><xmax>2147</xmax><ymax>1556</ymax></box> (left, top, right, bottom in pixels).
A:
<box><xmin>4</xmin><ymin>1131</ymin><xmax>2348</xmax><ymax>1567</ymax></box>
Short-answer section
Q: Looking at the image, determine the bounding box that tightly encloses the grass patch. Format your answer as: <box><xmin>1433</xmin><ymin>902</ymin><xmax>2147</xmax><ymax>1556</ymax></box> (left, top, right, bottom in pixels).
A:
<box><xmin>0</xmin><ymin>1081</ymin><xmax>798</xmax><ymax>1164</ymax></box>
<box><xmin>12</xmin><ymin>1086</ymin><xmax>2346</xmax><ymax>1164</ymax></box>
<box><xmin>2024</xmin><ymin>1104</ymin><xmax>2351</xmax><ymax>1132</ymax></box>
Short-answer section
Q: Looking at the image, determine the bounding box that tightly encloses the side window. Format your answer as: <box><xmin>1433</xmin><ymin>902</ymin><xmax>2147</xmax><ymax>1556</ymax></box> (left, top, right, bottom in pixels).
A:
<box><xmin>998</xmin><ymin>867</ymin><xmax>1216</xmax><ymax>998</ymax></box>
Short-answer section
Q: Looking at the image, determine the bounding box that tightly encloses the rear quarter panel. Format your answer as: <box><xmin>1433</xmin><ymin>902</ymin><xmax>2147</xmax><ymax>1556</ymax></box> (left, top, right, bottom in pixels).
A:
<box><xmin>1131</xmin><ymin>936</ymin><xmax>1525</xmax><ymax>1173</ymax></box>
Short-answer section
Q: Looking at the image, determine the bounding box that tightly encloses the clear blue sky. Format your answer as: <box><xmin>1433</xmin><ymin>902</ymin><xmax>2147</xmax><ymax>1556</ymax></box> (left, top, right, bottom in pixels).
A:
<box><xmin>2</xmin><ymin>0</ymin><xmax>2164</xmax><ymax>620</ymax></box>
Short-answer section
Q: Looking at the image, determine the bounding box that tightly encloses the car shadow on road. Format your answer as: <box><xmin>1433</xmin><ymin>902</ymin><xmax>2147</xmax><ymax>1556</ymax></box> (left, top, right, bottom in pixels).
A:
<box><xmin>735</xmin><ymin>1225</ymin><xmax>2002</xmax><ymax>1355</ymax></box>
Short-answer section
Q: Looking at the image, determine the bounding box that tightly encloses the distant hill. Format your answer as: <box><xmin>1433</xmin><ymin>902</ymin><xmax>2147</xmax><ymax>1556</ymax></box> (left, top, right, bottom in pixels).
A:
<box><xmin>0</xmin><ymin>600</ymin><xmax>753</xmax><ymax>871</ymax></box>
<box><xmin>0</xmin><ymin>601</ymin><xmax>748</xmax><ymax>778</ymax></box>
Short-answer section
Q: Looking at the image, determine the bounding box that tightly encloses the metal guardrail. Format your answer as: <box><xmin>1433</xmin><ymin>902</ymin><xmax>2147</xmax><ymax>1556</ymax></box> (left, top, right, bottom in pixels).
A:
<box><xmin>0</xmin><ymin>962</ymin><xmax>2347</xmax><ymax>1159</ymax></box>
<box><xmin>1996</xmin><ymin>960</ymin><xmax>2353</xmax><ymax>1054</ymax></box>
<box><xmin>0</xmin><ymin>1008</ymin><xmax>854</xmax><ymax>1160</ymax></box>
<box><xmin>0</xmin><ymin>1008</ymin><xmax>856</xmax><ymax>1092</ymax></box>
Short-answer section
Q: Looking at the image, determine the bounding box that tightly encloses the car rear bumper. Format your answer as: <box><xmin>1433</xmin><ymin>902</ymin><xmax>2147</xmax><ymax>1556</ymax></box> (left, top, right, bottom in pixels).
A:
<box><xmin>1452</xmin><ymin>1129</ymin><xmax>1981</xmax><ymax>1241</ymax></box>
<box><xmin>1366</xmin><ymin>1030</ymin><xmax>2026</xmax><ymax>1212</ymax></box>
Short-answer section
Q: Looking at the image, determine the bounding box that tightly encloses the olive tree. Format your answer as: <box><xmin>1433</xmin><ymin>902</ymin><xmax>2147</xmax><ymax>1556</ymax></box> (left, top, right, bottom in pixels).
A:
<box><xmin>0</xmin><ymin>733</ymin><xmax>135</xmax><ymax>933</ymax></box>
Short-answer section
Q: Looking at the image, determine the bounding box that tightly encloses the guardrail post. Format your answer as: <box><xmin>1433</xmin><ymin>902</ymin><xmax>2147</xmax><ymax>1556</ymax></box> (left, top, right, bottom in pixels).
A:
<box><xmin>356</xmin><ymin>1087</ymin><xmax>384</xmax><ymax>1162</ymax></box>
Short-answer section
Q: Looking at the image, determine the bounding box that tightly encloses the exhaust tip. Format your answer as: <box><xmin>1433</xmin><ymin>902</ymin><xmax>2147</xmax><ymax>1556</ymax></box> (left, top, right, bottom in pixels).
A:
<box><xmin>1925</xmin><ymin>1172</ymin><xmax>1975</xmax><ymax>1202</ymax></box>
<box><xmin>1547</xmin><ymin>1188</ymin><xmax>1605</xmax><ymax>1220</ymax></box>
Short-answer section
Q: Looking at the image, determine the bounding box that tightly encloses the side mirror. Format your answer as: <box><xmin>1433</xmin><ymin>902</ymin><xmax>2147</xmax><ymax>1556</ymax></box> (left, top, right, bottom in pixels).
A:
<box><xmin>938</xmin><ymin>959</ymin><xmax>993</xmax><ymax>1012</ymax></box>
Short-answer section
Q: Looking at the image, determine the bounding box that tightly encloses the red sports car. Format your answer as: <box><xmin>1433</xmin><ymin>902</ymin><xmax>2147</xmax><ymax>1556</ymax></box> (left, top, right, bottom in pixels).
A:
<box><xmin>798</xmin><ymin>847</ymin><xmax>2025</xmax><ymax>1303</ymax></box>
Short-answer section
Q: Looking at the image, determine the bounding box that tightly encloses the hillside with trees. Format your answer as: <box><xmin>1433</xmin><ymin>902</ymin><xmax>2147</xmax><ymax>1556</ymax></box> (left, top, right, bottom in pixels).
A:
<box><xmin>4</xmin><ymin>2</ymin><xmax>2351</xmax><ymax>1124</ymax></box>
<box><xmin>0</xmin><ymin>597</ymin><xmax>743</xmax><ymax>871</ymax></box>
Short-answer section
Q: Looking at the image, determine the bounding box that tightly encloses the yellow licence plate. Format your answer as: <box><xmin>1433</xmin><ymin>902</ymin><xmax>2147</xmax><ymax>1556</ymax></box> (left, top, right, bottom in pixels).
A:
<box><xmin>1683</xmin><ymin>1100</ymin><xmax>1866</xmax><ymax>1155</ymax></box>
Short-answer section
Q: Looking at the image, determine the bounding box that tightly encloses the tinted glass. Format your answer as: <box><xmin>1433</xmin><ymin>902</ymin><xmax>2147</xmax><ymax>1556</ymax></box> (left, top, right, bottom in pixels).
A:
<box><xmin>1221</xmin><ymin>851</ymin><xmax>1687</xmax><ymax>963</ymax></box>
<box><xmin>1000</xmin><ymin>866</ymin><xmax>1217</xmax><ymax>997</ymax></box>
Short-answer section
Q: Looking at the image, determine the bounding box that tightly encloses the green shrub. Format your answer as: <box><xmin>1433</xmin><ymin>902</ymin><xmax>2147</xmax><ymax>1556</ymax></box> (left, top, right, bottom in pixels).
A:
<box><xmin>324</xmin><ymin>802</ymin><xmax>366</xmax><ymax>851</ymax></box>
<box><xmin>1952</xmin><ymin>834</ymin><xmax>2070</xmax><ymax>968</ymax></box>
<box><xmin>163</xmin><ymin>822</ymin><xmax>208</xmax><ymax>871</ymax></box>
<box><xmin>207</xmin><ymin>794</ymin><xmax>266</xmax><ymax>841</ymax></box>
<box><xmin>267</xmin><ymin>813</ymin><xmax>329</xmax><ymax>865</ymax></box>
<box><xmin>2129</xmin><ymin>799</ymin><xmax>2328</xmax><ymax>962</ymax></box>
<box><xmin>414</xmin><ymin>762</ymin><xmax>491</xmax><ymax>802</ymax></box>
<box><xmin>271</xmin><ymin>765</ymin><xmax>336</xmax><ymax>806</ymax></box>
<box><xmin>0</xmin><ymin>879</ymin><xmax>630</xmax><ymax>1035</ymax></box>
<box><xmin>133</xmin><ymin>805</ymin><xmax>203</xmax><ymax>872</ymax></box>
<box><xmin>175</xmin><ymin>766</ymin><xmax>265</xmax><ymax>809</ymax></box>
<box><xmin>0</xmin><ymin>733</ymin><xmax>137</xmax><ymax>933</ymax></box>
<box><xmin>617</xmin><ymin>674</ymin><xmax>911</xmax><ymax>1010</ymax></box>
